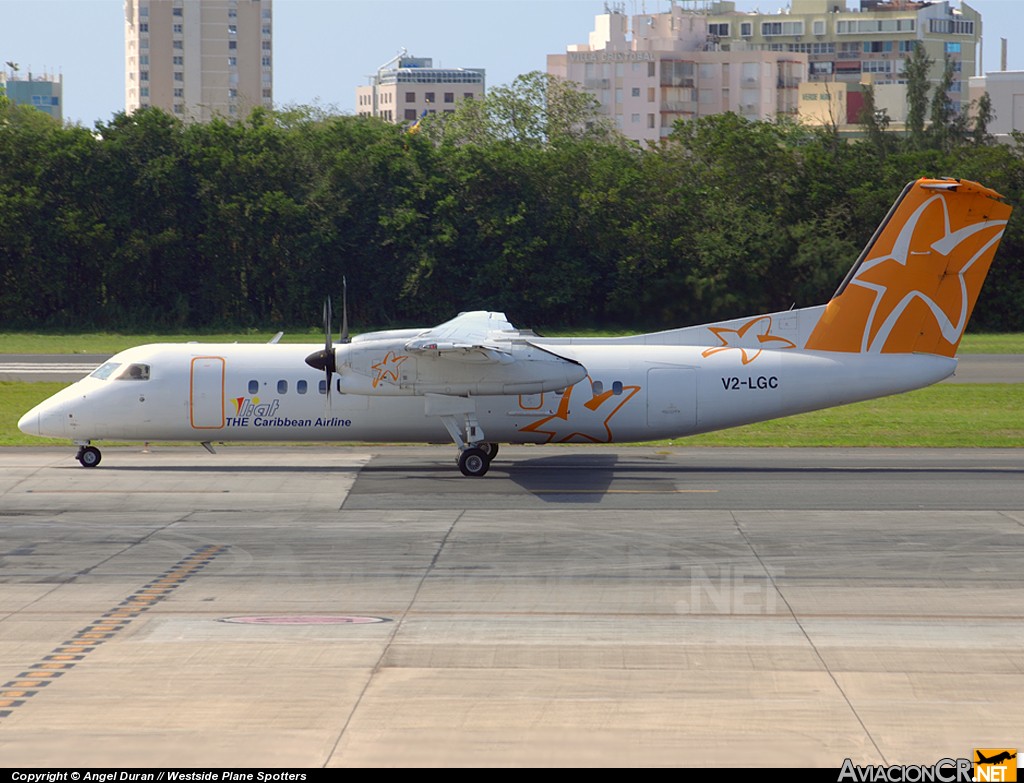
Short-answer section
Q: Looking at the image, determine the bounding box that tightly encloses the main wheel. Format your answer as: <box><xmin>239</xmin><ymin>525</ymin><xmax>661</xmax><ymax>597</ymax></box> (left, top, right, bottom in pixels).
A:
<box><xmin>478</xmin><ymin>442</ymin><xmax>500</xmax><ymax>460</ymax></box>
<box><xmin>77</xmin><ymin>446</ymin><xmax>102</xmax><ymax>468</ymax></box>
<box><xmin>458</xmin><ymin>447</ymin><xmax>490</xmax><ymax>477</ymax></box>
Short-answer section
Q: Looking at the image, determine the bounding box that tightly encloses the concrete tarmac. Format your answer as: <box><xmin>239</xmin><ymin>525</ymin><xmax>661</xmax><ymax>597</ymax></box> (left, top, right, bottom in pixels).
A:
<box><xmin>1</xmin><ymin>445</ymin><xmax>1022</xmax><ymax>767</ymax></box>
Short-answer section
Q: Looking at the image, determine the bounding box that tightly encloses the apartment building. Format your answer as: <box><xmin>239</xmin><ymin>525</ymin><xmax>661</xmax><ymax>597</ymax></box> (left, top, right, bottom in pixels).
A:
<box><xmin>125</xmin><ymin>0</ymin><xmax>272</xmax><ymax>122</ymax></box>
<box><xmin>1</xmin><ymin>67</ymin><xmax>63</xmax><ymax>121</ymax></box>
<box><xmin>549</xmin><ymin>0</ymin><xmax>981</xmax><ymax>142</ymax></box>
<box><xmin>356</xmin><ymin>54</ymin><xmax>485</xmax><ymax>125</ymax></box>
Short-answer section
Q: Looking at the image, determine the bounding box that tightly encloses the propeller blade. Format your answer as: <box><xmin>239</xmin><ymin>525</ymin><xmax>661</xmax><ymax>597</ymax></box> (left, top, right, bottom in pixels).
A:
<box><xmin>340</xmin><ymin>276</ymin><xmax>350</xmax><ymax>345</ymax></box>
<box><xmin>304</xmin><ymin>296</ymin><xmax>337</xmax><ymax>406</ymax></box>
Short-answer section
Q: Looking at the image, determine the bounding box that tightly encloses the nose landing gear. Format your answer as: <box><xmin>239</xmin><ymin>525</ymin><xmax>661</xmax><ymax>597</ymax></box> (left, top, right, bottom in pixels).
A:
<box><xmin>76</xmin><ymin>444</ymin><xmax>102</xmax><ymax>468</ymax></box>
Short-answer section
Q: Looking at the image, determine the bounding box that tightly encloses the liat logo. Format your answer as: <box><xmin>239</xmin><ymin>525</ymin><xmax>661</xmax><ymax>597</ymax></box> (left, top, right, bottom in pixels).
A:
<box><xmin>975</xmin><ymin>749</ymin><xmax>1017</xmax><ymax>782</ymax></box>
<box><xmin>231</xmin><ymin>396</ymin><xmax>280</xmax><ymax>418</ymax></box>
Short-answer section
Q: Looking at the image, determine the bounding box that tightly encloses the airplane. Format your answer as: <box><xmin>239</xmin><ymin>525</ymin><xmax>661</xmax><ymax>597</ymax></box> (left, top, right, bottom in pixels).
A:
<box><xmin>18</xmin><ymin>177</ymin><xmax>1012</xmax><ymax>477</ymax></box>
<box><xmin>975</xmin><ymin>751</ymin><xmax>1016</xmax><ymax>766</ymax></box>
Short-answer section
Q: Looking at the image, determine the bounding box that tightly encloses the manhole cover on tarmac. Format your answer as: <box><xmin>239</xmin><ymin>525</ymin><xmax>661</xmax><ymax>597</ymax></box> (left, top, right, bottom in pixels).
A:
<box><xmin>220</xmin><ymin>615</ymin><xmax>391</xmax><ymax>625</ymax></box>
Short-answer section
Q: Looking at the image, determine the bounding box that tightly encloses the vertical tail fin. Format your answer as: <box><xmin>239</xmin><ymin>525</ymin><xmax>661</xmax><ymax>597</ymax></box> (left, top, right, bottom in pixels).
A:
<box><xmin>805</xmin><ymin>178</ymin><xmax>1011</xmax><ymax>357</ymax></box>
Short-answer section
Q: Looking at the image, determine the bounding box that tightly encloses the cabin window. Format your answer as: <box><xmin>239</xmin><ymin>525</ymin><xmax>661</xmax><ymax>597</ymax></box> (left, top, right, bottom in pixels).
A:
<box><xmin>612</xmin><ymin>381</ymin><xmax>623</xmax><ymax>395</ymax></box>
<box><xmin>592</xmin><ymin>381</ymin><xmax>604</xmax><ymax>395</ymax></box>
<box><xmin>91</xmin><ymin>362</ymin><xmax>121</xmax><ymax>380</ymax></box>
<box><xmin>277</xmin><ymin>380</ymin><xmax>288</xmax><ymax>394</ymax></box>
<box><xmin>297</xmin><ymin>380</ymin><xmax>307</xmax><ymax>394</ymax></box>
<box><xmin>318</xmin><ymin>379</ymin><xmax>327</xmax><ymax>395</ymax></box>
<box><xmin>248</xmin><ymin>379</ymin><xmax>259</xmax><ymax>394</ymax></box>
<box><xmin>116</xmin><ymin>363</ymin><xmax>150</xmax><ymax>381</ymax></box>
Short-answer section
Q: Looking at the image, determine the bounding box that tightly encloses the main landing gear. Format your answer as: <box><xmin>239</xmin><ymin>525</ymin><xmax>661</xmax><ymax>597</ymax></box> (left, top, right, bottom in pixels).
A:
<box><xmin>425</xmin><ymin>394</ymin><xmax>500</xmax><ymax>477</ymax></box>
<box><xmin>75</xmin><ymin>443</ymin><xmax>102</xmax><ymax>468</ymax></box>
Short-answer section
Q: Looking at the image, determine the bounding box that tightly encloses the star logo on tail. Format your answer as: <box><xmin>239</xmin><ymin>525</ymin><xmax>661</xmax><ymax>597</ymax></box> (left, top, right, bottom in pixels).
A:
<box><xmin>702</xmin><ymin>316</ymin><xmax>796</xmax><ymax>364</ymax></box>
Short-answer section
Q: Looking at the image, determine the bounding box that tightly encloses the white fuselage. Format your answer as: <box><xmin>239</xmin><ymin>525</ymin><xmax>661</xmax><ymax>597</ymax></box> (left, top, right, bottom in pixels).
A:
<box><xmin>19</xmin><ymin>329</ymin><xmax>956</xmax><ymax>447</ymax></box>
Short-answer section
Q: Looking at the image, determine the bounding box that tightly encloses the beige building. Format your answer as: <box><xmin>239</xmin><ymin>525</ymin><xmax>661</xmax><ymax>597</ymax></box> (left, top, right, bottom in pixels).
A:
<box><xmin>548</xmin><ymin>5</ymin><xmax>807</xmax><ymax>143</ymax></box>
<box><xmin>356</xmin><ymin>54</ymin><xmax>485</xmax><ymax>125</ymax></box>
<box><xmin>550</xmin><ymin>0</ymin><xmax>982</xmax><ymax>142</ymax></box>
<box><xmin>968</xmin><ymin>71</ymin><xmax>1024</xmax><ymax>138</ymax></box>
<box><xmin>125</xmin><ymin>0</ymin><xmax>272</xmax><ymax>122</ymax></box>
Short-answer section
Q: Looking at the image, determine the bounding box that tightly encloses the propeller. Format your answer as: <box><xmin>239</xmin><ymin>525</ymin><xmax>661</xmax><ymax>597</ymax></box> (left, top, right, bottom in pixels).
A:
<box><xmin>304</xmin><ymin>279</ymin><xmax>350</xmax><ymax>404</ymax></box>
<box><xmin>305</xmin><ymin>297</ymin><xmax>337</xmax><ymax>402</ymax></box>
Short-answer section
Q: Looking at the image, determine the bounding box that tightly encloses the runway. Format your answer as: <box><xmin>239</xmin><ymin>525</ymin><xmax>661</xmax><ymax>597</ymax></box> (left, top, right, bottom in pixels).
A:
<box><xmin>1</xmin><ymin>446</ymin><xmax>1021</xmax><ymax>767</ymax></box>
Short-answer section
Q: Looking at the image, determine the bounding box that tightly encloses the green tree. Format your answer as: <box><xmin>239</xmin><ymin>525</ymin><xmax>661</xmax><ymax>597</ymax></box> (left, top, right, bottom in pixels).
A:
<box><xmin>903</xmin><ymin>43</ymin><xmax>932</xmax><ymax>147</ymax></box>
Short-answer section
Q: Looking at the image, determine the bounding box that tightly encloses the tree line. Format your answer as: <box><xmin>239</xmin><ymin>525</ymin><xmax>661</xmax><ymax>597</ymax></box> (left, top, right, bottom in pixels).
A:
<box><xmin>1</xmin><ymin>72</ymin><xmax>1021</xmax><ymax>334</ymax></box>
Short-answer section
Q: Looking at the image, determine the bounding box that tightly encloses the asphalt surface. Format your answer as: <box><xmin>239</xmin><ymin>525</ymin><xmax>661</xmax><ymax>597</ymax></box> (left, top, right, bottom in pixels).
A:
<box><xmin>1</xmin><ymin>445</ymin><xmax>1021</xmax><ymax>767</ymax></box>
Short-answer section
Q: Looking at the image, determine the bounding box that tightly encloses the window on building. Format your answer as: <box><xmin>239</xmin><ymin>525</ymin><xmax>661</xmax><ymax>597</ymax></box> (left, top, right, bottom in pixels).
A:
<box><xmin>140</xmin><ymin>70</ymin><xmax>149</xmax><ymax>81</ymax></box>
<box><xmin>405</xmin><ymin>91</ymin><xmax>415</xmax><ymax>102</ymax></box>
<box><xmin>444</xmin><ymin>92</ymin><xmax>454</xmax><ymax>103</ymax></box>
<box><xmin>262</xmin><ymin>40</ymin><xmax>271</xmax><ymax>50</ymax></box>
<box><xmin>173</xmin><ymin>56</ymin><xmax>183</xmax><ymax>65</ymax></box>
<box><xmin>139</xmin><ymin>5</ymin><xmax>148</xmax><ymax>14</ymax></box>
<box><xmin>648</xmin><ymin>61</ymin><xmax>656</xmax><ymax>77</ymax></box>
<box><xmin>140</xmin><ymin>87</ymin><xmax>149</xmax><ymax>97</ymax></box>
<box><xmin>631</xmin><ymin>87</ymin><xmax>640</xmax><ymax>97</ymax></box>
<box><xmin>228</xmin><ymin>56</ymin><xmax>237</xmax><ymax>66</ymax></box>
<box><xmin>708</xmin><ymin>23</ymin><xmax>730</xmax><ymax>37</ymax></box>
<box><xmin>946</xmin><ymin>42</ymin><xmax>962</xmax><ymax>54</ymax></box>
<box><xmin>228</xmin><ymin>24</ymin><xmax>237</xmax><ymax>34</ymax></box>
<box><xmin>139</xmin><ymin>55</ymin><xmax>148</xmax><ymax>65</ymax></box>
<box><xmin>647</xmin><ymin>113</ymin><xmax>655</xmax><ymax>128</ymax></box>
<box><xmin>139</xmin><ymin>22</ymin><xmax>148</xmax><ymax>32</ymax></box>
<box><xmin>229</xmin><ymin>41</ymin><xmax>237</xmax><ymax>49</ymax></box>
<box><xmin>174</xmin><ymin>104</ymin><xmax>184</xmax><ymax>114</ymax></box>
<box><xmin>405</xmin><ymin>108</ymin><xmax>418</xmax><ymax>121</ymax></box>
<box><xmin>229</xmin><ymin>8</ymin><xmax>237</xmax><ymax>18</ymax></box>
<box><xmin>173</xmin><ymin>7</ymin><xmax>183</xmax><ymax>16</ymax></box>
<box><xmin>263</xmin><ymin>88</ymin><xmax>272</xmax><ymax>98</ymax></box>
<box><xmin>174</xmin><ymin>88</ymin><xmax>183</xmax><ymax>97</ymax></box>
<box><xmin>262</xmin><ymin>25</ymin><xmax>271</xmax><ymax>34</ymax></box>
<box><xmin>174</xmin><ymin>40</ymin><xmax>183</xmax><ymax>49</ymax></box>
<box><xmin>740</xmin><ymin>22</ymin><xmax>752</xmax><ymax>37</ymax></box>
<box><xmin>261</xmin><ymin>56</ymin><xmax>271</xmax><ymax>66</ymax></box>
<box><xmin>762</xmin><ymin>21</ymin><xmax>804</xmax><ymax>36</ymax></box>
<box><xmin>174</xmin><ymin>72</ymin><xmax>183</xmax><ymax>81</ymax></box>
<box><xmin>229</xmin><ymin>88</ymin><xmax>237</xmax><ymax>98</ymax></box>
<box><xmin>464</xmin><ymin>92</ymin><xmax>474</xmax><ymax>100</ymax></box>
<box><xmin>425</xmin><ymin>91</ymin><xmax>435</xmax><ymax>103</ymax></box>
<box><xmin>630</xmin><ymin>113</ymin><xmax>640</xmax><ymax>123</ymax></box>
<box><xmin>173</xmin><ymin>24</ymin><xmax>182</xmax><ymax>33</ymax></box>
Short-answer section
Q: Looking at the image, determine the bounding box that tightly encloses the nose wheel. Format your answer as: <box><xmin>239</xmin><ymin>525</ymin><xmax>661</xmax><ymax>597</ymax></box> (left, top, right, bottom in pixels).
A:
<box><xmin>76</xmin><ymin>445</ymin><xmax>102</xmax><ymax>468</ymax></box>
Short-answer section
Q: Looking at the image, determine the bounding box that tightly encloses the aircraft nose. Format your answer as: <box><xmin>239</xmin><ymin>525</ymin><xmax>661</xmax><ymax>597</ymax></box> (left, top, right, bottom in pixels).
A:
<box><xmin>17</xmin><ymin>408</ymin><xmax>39</xmax><ymax>436</ymax></box>
<box><xmin>18</xmin><ymin>400</ymin><xmax>67</xmax><ymax>438</ymax></box>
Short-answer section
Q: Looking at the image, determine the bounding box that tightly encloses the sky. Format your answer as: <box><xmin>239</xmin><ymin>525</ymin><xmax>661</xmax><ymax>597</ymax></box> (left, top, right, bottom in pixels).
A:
<box><xmin>1</xmin><ymin>0</ymin><xmax>1023</xmax><ymax>126</ymax></box>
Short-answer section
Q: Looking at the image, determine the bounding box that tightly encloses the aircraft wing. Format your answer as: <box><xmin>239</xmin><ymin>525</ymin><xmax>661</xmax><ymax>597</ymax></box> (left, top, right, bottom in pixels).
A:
<box><xmin>404</xmin><ymin>311</ymin><xmax>518</xmax><ymax>363</ymax></box>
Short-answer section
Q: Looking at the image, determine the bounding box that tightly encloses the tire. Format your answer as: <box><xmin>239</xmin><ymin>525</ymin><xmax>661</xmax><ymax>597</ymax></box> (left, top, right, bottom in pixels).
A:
<box><xmin>458</xmin><ymin>447</ymin><xmax>490</xmax><ymax>477</ymax></box>
<box><xmin>78</xmin><ymin>446</ymin><xmax>102</xmax><ymax>468</ymax></box>
<box><xmin>478</xmin><ymin>442</ymin><xmax>500</xmax><ymax>460</ymax></box>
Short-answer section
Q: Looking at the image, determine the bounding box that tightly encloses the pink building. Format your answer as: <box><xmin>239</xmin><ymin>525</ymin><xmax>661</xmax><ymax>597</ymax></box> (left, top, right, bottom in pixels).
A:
<box><xmin>548</xmin><ymin>6</ymin><xmax>806</xmax><ymax>144</ymax></box>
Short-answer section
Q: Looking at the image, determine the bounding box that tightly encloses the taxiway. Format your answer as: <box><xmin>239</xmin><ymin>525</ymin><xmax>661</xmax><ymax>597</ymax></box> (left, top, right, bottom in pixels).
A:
<box><xmin>0</xmin><ymin>446</ymin><xmax>1021</xmax><ymax>767</ymax></box>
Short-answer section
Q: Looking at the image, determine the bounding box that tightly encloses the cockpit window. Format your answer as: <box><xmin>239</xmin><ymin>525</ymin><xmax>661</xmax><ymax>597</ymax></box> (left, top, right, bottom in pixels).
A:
<box><xmin>115</xmin><ymin>363</ymin><xmax>151</xmax><ymax>381</ymax></box>
<box><xmin>90</xmin><ymin>362</ymin><xmax>122</xmax><ymax>380</ymax></box>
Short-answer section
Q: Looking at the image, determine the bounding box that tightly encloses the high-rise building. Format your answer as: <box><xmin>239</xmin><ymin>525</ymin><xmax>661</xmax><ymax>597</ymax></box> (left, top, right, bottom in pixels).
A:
<box><xmin>1</xmin><ymin>66</ymin><xmax>63</xmax><ymax>121</ymax></box>
<box><xmin>549</xmin><ymin>0</ymin><xmax>982</xmax><ymax>143</ymax></box>
<box><xmin>125</xmin><ymin>0</ymin><xmax>272</xmax><ymax>122</ymax></box>
<box><xmin>356</xmin><ymin>53</ymin><xmax>485</xmax><ymax>125</ymax></box>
